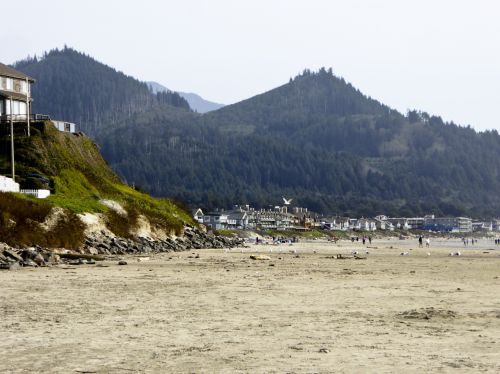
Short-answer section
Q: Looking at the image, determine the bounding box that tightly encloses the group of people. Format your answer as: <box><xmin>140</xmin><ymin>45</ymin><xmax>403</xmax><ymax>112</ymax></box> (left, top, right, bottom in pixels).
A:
<box><xmin>254</xmin><ymin>236</ymin><xmax>299</xmax><ymax>245</ymax></box>
<box><xmin>462</xmin><ymin>238</ymin><xmax>477</xmax><ymax>246</ymax></box>
<box><xmin>351</xmin><ymin>236</ymin><xmax>372</xmax><ymax>245</ymax></box>
<box><xmin>418</xmin><ymin>235</ymin><xmax>431</xmax><ymax>247</ymax></box>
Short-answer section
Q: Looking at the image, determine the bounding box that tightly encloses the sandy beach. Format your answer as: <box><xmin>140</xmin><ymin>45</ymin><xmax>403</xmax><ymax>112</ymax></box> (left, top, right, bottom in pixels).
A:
<box><xmin>1</xmin><ymin>238</ymin><xmax>499</xmax><ymax>373</ymax></box>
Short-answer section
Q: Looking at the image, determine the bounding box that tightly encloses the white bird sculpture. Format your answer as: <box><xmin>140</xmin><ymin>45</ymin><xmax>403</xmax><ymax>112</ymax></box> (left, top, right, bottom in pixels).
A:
<box><xmin>282</xmin><ymin>197</ymin><xmax>293</xmax><ymax>205</ymax></box>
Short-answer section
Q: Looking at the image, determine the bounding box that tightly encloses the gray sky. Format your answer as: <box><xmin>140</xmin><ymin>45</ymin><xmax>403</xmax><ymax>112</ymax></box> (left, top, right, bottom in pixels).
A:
<box><xmin>2</xmin><ymin>0</ymin><xmax>499</xmax><ymax>130</ymax></box>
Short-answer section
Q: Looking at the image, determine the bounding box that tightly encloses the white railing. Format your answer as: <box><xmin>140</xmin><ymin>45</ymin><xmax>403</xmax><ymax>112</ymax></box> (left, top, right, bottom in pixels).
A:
<box><xmin>20</xmin><ymin>189</ymin><xmax>51</xmax><ymax>199</ymax></box>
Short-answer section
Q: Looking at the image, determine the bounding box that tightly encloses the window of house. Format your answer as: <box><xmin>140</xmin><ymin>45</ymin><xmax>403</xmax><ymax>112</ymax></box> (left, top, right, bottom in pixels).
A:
<box><xmin>20</xmin><ymin>80</ymin><xmax>28</xmax><ymax>94</ymax></box>
<box><xmin>13</xmin><ymin>79</ymin><xmax>21</xmax><ymax>92</ymax></box>
<box><xmin>6</xmin><ymin>78</ymin><xmax>13</xmax><ymax>90</ymax></box>
<box><xmin>19</xmin><ymin>102</ymin><xmax>27</xmax><ymax>115</ymax></box>
<box><xmin>0</xmin><ymin>100</ymin><xmax>4</xmax><ymax>115</ymax></box>
<box><xmin>12</xmin><ymin>100</ymin><xmax>20</xmax><ymax>114</ymax></box>
<box><xmin>0</xmin><ymin>77</ymin><xmax>6</xmax><ymax>89</ymax></box>
<box><xmin>8</xmin><ymin>101</ymin><xmax>27</xmax><ymax>115</ymax></box>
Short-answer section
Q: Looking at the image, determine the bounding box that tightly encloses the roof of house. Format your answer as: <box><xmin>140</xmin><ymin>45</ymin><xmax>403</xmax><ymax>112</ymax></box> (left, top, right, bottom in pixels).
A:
<box><xmin>227</xmin><ymin>211</ymin><xmax>247</xmax><ymax>220</ymax></box>
<box><xmin>0</xmin><ymin>62</ymin><xmax>35</xmax><ymax>82</ymax></box>
<box><xmin>192</xmin><ymin>208</ymin><xmax>204</xmax><ymax>215</ymax></box>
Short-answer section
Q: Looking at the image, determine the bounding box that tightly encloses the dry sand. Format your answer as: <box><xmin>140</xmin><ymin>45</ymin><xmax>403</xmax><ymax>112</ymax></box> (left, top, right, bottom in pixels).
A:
<box><xmin>1</xmin><ymin>238</ymin><xmax>500</xmax><ymax>373</ymax></box>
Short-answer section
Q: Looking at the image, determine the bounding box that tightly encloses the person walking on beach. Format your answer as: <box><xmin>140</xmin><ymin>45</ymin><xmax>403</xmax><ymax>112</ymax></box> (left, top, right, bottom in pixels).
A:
<box><xmin>362</xmin><ymin>236</ymin><xmax>366</xmax><ymax>245</ymax></box>
<box><xmin>418</xmin><ymin>235</ymin><xmax>423</xmax><ymax>247</ymax></box>
<box><xmin>368</xmin><ymin>236</ymin><xmax>372</xmax><ymax>244</ymax></box>
<box><xmin>425</xmin><ymin>238</ymin><xmax>430</xmax><ymax>247</ymax></box>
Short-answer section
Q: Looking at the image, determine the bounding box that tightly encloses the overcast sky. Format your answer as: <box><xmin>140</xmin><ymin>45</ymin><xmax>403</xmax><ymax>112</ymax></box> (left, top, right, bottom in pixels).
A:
<box><xmin>2</xmin><ymin>0</ymin><xmax>499</xmax><ymax>130</ymax></box>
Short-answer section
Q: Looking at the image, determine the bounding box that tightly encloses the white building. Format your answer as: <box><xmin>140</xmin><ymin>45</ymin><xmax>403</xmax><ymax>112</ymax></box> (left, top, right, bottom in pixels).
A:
<box><xmin>0</xmin><ymin>175</ymin><xmax>20</xmax><ymax>192</ymax></box>
<box><xmin>52</xmin><ymin>120</ymin><xmax>77</xmax><ymax>133</ymax></box>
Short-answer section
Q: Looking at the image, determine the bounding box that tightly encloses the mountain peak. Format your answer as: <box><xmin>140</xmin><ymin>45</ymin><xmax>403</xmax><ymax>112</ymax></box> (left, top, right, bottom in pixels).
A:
<box><xmin>12</xmin><ymin>47</ymin><xmax>191</xmax><ymax>136</ymax></box>
<box><xmin>283</xmin><ymin>67</ymin><xmax>391</xmax><ymax>117</ymax></box>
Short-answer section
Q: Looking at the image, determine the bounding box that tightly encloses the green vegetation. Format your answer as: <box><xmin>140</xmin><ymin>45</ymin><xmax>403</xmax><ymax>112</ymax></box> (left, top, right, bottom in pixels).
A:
<box><xmin>13</xmin><ymin>50</ymin><xmax>500</xmax><ymax>218</ymax></box>
<box><xmin>98</xmin><ymin>68</ymin><xmax>500</xmax><ymax>218</ymax></box>
<box><xmin>0</xmin><ymin>192</ymin><xmax>85</xmax><ymax>249</ymax></box>
<box><xmin>213</xmin><ymin>229</ymin><xmax>239</xmax><ymax>237</ymax></box>
<box><xmin>0</xmin><ymin>121</ymin><xmax>194</xmax><ymax>247</ymax></box>
<box><xmin>48</xmin><ymin>170</ymin><xmax>106</xmax><ymax>213</ymax></box>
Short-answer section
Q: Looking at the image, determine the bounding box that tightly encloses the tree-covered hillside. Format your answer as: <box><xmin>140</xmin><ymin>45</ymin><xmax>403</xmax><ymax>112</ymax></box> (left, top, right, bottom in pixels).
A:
<box><xmin>14</xmin><ymin>47</ymin><xmax>190</xmax><ymax>137</ymax></box>
<box><xmin>101</xmin><ymin>69</ymin><xmax>500</xmax><ymax>217</ymax></box>
<box><xmin>14</xmin><ymin>52</ymin><xmax>500</xmax><ymax>217</ymax></box>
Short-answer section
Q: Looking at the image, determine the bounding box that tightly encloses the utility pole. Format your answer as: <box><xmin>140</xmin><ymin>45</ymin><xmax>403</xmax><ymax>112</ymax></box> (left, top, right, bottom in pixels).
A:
<box><xmin>26</xmin><ymin>77</ymin><xmax>30</xmax><ymax>137</ymax></box>
<box><xmin>9</xmin><ymin>97</ymin><xmax>15</xmax><ymax>181</ymax></box>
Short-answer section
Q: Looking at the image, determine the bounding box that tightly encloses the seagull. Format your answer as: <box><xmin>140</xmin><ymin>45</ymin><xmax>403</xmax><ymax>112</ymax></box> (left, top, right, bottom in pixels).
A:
<box><xmin>282</xmin><ymin>197</ymin><xmax>293</xmax><ymax>205</ymax></box>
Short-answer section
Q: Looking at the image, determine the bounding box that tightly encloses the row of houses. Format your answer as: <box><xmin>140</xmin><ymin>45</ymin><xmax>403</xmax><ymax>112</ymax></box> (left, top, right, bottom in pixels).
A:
<box><xmin>194</xmin><ymin>206</ymin><xmax>499</xmax><ymax>233</ymax></box>
<box><xmin>193</xmin><ymin>205</ymin><xmax>319</xmax><ymax>231</ymax></box>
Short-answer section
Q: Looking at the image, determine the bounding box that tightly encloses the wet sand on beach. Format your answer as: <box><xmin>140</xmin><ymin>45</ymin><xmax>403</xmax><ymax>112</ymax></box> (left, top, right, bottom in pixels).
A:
<box><xmin>1</xmin><ymin>238</ymin><xmax>500</xmax><ymax>373</ymax></box>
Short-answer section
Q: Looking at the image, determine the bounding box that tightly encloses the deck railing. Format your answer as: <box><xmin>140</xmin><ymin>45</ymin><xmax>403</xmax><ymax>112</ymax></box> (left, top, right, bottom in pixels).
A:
<box><xmin>0</xmin><ymin>113</ymin><xmax>51</xmax><ymax>124</ymax></box>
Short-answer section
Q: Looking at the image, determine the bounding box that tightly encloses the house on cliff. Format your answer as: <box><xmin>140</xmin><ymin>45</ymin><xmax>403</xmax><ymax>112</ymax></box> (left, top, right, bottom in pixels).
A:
<box><xmin>0</xmin><ymin>62</ymin><xmax>77</xmax><ymax>133</ymax></box>
<box><xmin>0</xmin><ymin>62</ymin><xmax>34</xmax><ymax>122</ymax></box>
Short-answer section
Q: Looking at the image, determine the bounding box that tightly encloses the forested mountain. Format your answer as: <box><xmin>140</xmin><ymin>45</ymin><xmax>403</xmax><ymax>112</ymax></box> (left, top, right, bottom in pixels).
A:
<box><xmin>14</xmin><ymin>47</ymin><xmax>190</xmax><ymax>136</ymax></box>
<box><xmin>148</xmin><ymin>81</ymin><xmax>225</xmax><ymax>113</ymax></box>
<box><xmin>13</xmin><ymin>51</ymin><xmax>500</xmax><ymax>217</ymax></box>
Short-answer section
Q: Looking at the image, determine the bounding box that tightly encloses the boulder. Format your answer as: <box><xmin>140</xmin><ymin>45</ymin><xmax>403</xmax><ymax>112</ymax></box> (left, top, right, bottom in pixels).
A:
<box><xmin>3</xmin><ymin>249</ymin><xmax>23</xmax><ymax>263</ymax></box>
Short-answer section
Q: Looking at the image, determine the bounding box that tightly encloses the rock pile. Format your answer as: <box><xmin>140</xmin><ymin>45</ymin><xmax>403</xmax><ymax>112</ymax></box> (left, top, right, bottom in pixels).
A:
<box><xmin>82</xmin><ymin>226</ymin><xmax>244</xmax><ymax>255</ymax></box>
<box><xmin>1</xmin><ymin>226</ymin><xmax>244</xmax><ymax>270</ymax></box>
<box><xmin>0</xmin><ymin>243</ymin><xmax>61</xmax><ymax>270</ymax></box>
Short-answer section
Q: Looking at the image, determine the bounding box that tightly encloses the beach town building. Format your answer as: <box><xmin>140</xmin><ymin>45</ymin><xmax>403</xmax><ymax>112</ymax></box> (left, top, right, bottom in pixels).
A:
<box><xmin>321</xmin><ymin>217</ymin><xmax>350</xmax><ymax>231</ymax></box>
<box><xmin>406</xmin><ymin>217</ymin><xmax>425</xmax><ymax>230</ymax></box>
<box><xmin>227</xmin><ymin>209</ymin><xmax>249</xmax><ymax>229</ymax></box>
<box><xmin>374</xmin><ymin>217</ymin><xmax>394</xmax><ymax>231</ymax></box>
<box><xmin>358</xmin><ymin>218</ymin><xmax>377</xmax><ymax>231</ymax></box>
<box><xmin>422</xmin><ymin>216</ymin><xmax>472</xmax><ymax>233</ymax></box>
<box><xmin>386</xmin><ymin>218</ymin><xmax>410</xmax><ymax>230</ymax></box>
<box><xmin>250</xmin><ymin>209</ymin><xmax>294</xmax><ymax>230</ymax></box>
<box><xmin>195</xmin><ymin>205</ymin><xmax>316</xmax><ymax>231</ymax></box>
<box><xmin>348</xmin><ymin>219</ymin><xmax>360</xmax><ymax>230</ymax></box>
<box><xmin>472</xmin><ymin>221</ymin><xmax>492</xmax><ymax>232</ymax></box>
<box><xmin>192</xmin><ymin>208</ymin><xmax>204</xmax><ymax>224</ymax></box>
<box><xmin>202</xmin><ymin>210</ymin><xmax>229</xmax><ymax>230</ymax></box>
<box><xmin>492</xmin><ymin>220</ymin><xmax>500</xmax><ymax>231</ymax></box>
